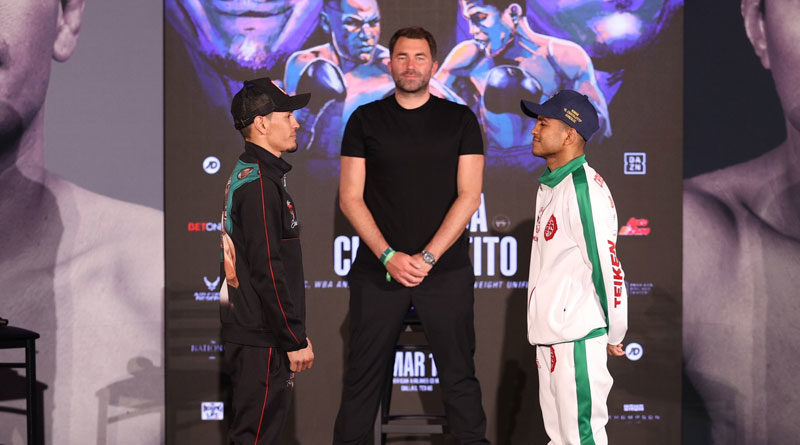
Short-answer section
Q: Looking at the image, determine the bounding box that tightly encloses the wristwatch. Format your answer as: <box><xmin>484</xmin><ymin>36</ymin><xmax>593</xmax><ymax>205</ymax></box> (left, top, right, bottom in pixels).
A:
<box><xmin>421</xmin><ymin>250</ymin><xmax>437</xmax><ymax>266</ymax></box>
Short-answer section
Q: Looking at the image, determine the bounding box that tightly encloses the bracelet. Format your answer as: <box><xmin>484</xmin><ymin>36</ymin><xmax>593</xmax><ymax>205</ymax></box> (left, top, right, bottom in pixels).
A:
<box><xmin>380</xmin><ymin>247</ymin><xmax>395</xmax><ymax>266</ymax></box>
<box><xmin>380</xmin><ymin>247</ymin><xmax>395</xmax><ymax>282</ymax></box>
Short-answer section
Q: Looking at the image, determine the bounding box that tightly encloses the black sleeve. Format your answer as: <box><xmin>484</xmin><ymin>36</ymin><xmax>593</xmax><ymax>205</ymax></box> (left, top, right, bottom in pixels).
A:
<box><xmin>341</xmin><ymin>106</ymin><xmax>366</xmax><ymax>158</ymax></box>
<box><xmin>459</xmin><ymin>106</ymin><xmax>485</xmax><ymax>155</ymax></box>
<box><xmin>238</xmin><ymin>179</ymin><xmax>307</xmax><ymax>351</ymax></box>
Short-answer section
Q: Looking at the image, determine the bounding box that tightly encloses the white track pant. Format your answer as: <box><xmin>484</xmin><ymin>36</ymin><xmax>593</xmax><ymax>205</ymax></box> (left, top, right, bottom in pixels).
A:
<box><xmin>535</xmin><ymin>334</ymin><xmax>613</xmax><ymax>445</ymax></box>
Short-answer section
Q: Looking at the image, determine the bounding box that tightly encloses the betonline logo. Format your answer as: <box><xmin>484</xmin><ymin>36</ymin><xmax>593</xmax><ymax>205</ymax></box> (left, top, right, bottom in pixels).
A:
<box><xmin>188</xmin><ymin>222</ymin><xmax>222</xmax><ymax>232</ymax></box>
<box><xmin>624</xmin><ymin>152</ymin><xmax>646</xmax><ymax>175</ymax></box>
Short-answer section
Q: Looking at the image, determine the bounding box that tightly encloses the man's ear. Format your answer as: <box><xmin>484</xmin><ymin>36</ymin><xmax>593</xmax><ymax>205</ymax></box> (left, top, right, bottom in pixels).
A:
<box><xmin>564</xmin><ymin>127</ymin><xmax>581</xmax><ymax>146</ymax></box>
<box><xmin>320</xmin><ymin>10</ymin><xmax>331</xmax><ymax>35</ymax></box>
<box><xmin>504</xmin><ymin>3</ymin><xmax>523</xmax><ymax>26</ymax></box>
<box><xmin>53</xmin><ymin>0</ymin><xmax>86</xmax><ymax>62</ymax></box>
<box><xmin>254</xmin><ymin>115</ymin><xmax>271</xmax><ymax>136</ymax></box>
<box><xmin>742</xmin><ymin>0</ymin><xmax>770</xmax><ymax>69</ymax></box>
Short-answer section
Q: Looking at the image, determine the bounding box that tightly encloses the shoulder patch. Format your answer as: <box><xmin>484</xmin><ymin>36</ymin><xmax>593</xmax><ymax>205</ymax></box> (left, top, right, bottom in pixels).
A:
<box><xmin>223</xmin><ymin>160</ymin><xmax>260</xmax><ymax>234</ymax></box>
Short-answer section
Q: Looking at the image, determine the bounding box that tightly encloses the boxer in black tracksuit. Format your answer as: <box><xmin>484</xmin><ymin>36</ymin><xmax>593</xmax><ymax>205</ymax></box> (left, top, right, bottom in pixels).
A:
<box><xmin>220</xmin><ymin>78</ymin><xmax>314</xmax><ymax>445</ymax></box>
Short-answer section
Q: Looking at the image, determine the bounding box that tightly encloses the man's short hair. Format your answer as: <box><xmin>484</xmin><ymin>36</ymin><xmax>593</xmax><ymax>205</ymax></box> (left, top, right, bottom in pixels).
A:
<box><xmin>239</xmin><ymin>113</ymin><xmax>270</xmax><ymax>139</ymax></box>
<box><xmin>388</xmin><ymin>27</ymin><xmax>437</xmax><ymax>59</ymax></box>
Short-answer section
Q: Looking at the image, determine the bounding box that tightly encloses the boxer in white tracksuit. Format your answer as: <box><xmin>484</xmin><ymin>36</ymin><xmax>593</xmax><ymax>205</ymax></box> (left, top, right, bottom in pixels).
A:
<box><xmin>520</xmin><ymin>90</ymin><xmax>628</xmax><ymax>445</ymax></box>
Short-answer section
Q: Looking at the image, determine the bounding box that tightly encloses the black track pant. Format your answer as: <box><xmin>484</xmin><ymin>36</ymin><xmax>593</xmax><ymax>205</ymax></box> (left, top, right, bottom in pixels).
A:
<box><xmin>224</xmin><ymin>343</ymin><xmax>294</xmax><ymax>445</ymax></box>
<box><xmin>333</xmin><ymin>265</ymin><xmax>489</xmax><ymax>445</ymax></box>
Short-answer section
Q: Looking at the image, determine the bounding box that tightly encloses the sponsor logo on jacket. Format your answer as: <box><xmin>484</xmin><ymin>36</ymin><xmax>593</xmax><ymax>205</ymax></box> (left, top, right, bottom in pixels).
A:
<box><xmin>544</xmin><ymin>215</ymin><xmax>558</xmax><ymax>241</ymax></box>
<box><xmin>609</xmin><ymin>240</ymin><xmax>624</xmax><ymax>308</ymax></box>
<box><xmin>287</xmin><ymin>200</ymin><xmax>298</xmax><ymax>228</ymax></box>
<box><xmin>594</xmin><ymin>172</ymin><xmax>605</xmax><ymax>187</ymax></box>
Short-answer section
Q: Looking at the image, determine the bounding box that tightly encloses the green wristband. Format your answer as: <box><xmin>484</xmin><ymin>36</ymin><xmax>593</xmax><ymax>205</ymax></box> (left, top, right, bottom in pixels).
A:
<box><xmin>381</xmin><ymin>248</ymin><xmax>395</xmax><ymax>282</ymax></box>
<box><xmin>380</xmin><ymin>247</ymin><xmax>395</xmax><ymax>266</ymax></box>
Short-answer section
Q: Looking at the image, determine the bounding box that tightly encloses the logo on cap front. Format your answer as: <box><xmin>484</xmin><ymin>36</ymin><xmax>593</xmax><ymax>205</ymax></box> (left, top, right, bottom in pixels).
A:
<box><xmin>563</xmin><ymin>108</ymin><xmax>583</xmax><ymax>123</ymax></box>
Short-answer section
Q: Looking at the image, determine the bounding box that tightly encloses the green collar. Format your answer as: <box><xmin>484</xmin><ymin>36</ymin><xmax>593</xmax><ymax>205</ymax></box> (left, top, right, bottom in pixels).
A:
<box><xmin>539</xmin><ymin>155</ymin><xmax>586</xmax><ymax>187</ymax></box>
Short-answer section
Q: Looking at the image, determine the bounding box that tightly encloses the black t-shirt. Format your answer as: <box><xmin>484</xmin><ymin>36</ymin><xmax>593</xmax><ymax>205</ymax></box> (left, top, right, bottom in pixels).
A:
<box><xmin>341</xmin><ymin>94</ymin><xmax>484</xmax><ymax>280</ymax></box>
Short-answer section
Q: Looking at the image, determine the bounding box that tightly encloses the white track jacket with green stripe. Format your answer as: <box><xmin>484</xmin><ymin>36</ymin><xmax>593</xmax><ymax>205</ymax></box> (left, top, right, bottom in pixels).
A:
<box><xmin>527</xmin><ymin>155</ymin><xmax>628</xmax><ymax>346</ymax></box>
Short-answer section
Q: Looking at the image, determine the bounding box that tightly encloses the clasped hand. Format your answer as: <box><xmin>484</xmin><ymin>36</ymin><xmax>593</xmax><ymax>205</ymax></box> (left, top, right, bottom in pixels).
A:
<box><xmin>385</xmin><ymin>252</ymin><xmax>432</xmax><ymax>287</ymax></box>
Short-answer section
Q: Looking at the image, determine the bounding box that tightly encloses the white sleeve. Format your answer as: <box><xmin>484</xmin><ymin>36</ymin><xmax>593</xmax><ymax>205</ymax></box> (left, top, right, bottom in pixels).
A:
<box><xmin>569</xmin><ymin>169</ymin><xmax>628</xmax><ymax>345</ymax></box>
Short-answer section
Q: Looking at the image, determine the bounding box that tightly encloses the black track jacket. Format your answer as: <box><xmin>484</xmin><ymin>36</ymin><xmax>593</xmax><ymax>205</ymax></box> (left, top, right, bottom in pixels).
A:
<box><xmin>219</xmin><ymin>142</ymin><xmax>307</xmax><ymax>351</ymax></box>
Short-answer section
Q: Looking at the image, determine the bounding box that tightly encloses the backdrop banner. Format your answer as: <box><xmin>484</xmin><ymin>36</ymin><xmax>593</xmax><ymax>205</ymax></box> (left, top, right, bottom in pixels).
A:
<box><xmin>165</xmin><ymin>1</ymin><xmax>683</xmax><ymax>443</ymax></box>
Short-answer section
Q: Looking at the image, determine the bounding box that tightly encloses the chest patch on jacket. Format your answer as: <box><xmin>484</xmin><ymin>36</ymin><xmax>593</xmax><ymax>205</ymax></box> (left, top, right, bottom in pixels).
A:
<box><xmin>286</xmin><ymin>200</ymin><xmax>298</xmax><ymax>228</ymax></box>
<box><xmin>544</xmin><ymin>215</ymin><xmax>558</xmax><ymax>241</ymax></box>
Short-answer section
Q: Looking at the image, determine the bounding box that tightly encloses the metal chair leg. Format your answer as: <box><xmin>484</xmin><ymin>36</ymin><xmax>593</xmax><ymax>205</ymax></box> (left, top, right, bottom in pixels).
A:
<box><xmin>26</xmin><ymin>337</ymin><xmax>37</xmax><ymax>445</ymax></box>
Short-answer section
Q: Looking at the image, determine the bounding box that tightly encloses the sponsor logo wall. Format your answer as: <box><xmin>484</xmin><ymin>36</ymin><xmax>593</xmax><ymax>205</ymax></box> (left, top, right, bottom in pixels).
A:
<box><xmin>165</xmin><ymin>1</ymin><xmax>683</xmax><ymax>442</ymax></box>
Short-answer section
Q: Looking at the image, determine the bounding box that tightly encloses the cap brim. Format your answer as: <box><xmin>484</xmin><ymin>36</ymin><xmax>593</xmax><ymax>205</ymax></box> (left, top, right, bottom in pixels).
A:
<box><xmin>520</xmin><ymin>99</ymin><xmax>544</xmax><ymax>118</ymax></box>
<box><xmin>276</xmin><ymin>93</ymin><xmax>311</xmax><ymax>112</ymax></box>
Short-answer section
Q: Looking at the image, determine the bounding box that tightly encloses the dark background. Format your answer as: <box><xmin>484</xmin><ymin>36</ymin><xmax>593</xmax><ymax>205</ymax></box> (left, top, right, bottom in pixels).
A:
<box><xmin>683</xmin><ymin>0</ymin><xmax>784</xmax><ymax>178</ymax></box>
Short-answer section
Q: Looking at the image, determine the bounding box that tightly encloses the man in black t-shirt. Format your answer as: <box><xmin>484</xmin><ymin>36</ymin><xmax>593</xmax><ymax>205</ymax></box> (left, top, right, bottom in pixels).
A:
<box><xmin>333</xmin><ymin>27</ymin><xmax>490</xmax><ymax>444</ymax></box>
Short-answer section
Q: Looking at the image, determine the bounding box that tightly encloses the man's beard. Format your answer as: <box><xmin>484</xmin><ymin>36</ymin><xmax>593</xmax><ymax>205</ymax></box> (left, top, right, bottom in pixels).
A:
<box><xmin>201</xmin><ymin>37</ymin><xmax>287</xmax><ymax>81</ymax></box>
<box><xmin>394</xmin><ymin>72</ymin><xmax>431</xmax><ymax>94</ymax></box>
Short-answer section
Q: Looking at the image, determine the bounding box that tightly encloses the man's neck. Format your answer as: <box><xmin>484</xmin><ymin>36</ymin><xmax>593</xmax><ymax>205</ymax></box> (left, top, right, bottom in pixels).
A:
<box><xmin>337</xmin><ymin>52</ymin><xmax>362</xmax><ymax>74</ymax></box>
<box><xmin>247</xmin><ymin>138</ymin><xmax>282</xmax><ymax>158</ymax></box>
<box><xmin>0</xmin><ymin>109</ymin><xmax>57</xmax><ymax>248</ymax></box>
<box><xmin>546</xmin><ymin>148</ymin><xmax>584</xmax><ymax>172</ymax></box>
<box><xmin>1</xmin><ymin>109</ymin><xmax>46</xmax><ymax>185</ymax></box>
<box><xmin>395</xmin><ymin>89</ymin><xmax>430</xmax><ymax>110</ymax></box>
<box><xmin>509</xmin><ymin>18</ymin><xmax>541</xmax><ymax>57</ymax></box>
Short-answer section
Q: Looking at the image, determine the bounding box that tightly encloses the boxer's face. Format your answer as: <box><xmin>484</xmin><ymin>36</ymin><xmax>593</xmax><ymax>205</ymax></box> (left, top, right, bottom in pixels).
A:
<box><xmin>763</xmin><ymin>0</ymin><xmax>800</xmax><ymax>133</ymax></box>
<box><xmin>0</xmin><ymin>0</ymin><xmax>61</xmax><ymax>152</ymax></box>
<box><xmin>263</xmin><ymin>111</ymin><xmax>300</xmax><ymax>153</ymax></box>
<box><xmin>531</xmin><ymin>116</ymin><xmax>569</xmax><ymax>158</ymax></box>
<box><xmin>324</xmin><ymin>0</ymin><xmax>381</xmax><ymax>64</ymax></box>
<box><xmin>525</xmin><ymin>0</ymin><xmax>679</xmax><ymax>64</ymax></box>
<box><xmin>174</xmin><ymin>0</ymin><xmax>321</xmax><ymax>76</ymax></box>
<box><xmin>461</xmin><ymin>1</ymin><xmax>515</xmax><ymax>56</ymax></box>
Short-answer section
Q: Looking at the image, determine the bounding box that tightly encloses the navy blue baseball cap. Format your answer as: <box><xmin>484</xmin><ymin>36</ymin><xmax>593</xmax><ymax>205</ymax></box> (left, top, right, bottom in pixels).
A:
<box><xmin>520</xmin><ymin>90</ymin><xmax>599</xmax><ymax>141</ymax></box>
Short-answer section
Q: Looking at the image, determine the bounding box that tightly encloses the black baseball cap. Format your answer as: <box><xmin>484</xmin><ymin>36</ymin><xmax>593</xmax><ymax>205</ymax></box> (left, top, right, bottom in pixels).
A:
<box><xmin>520</xmin><ymin>90</ymin><xmax>599</xmax><ymax>141</ymax></box>
<box><xmin>230</xmin><ymin>77</ymin><xmax>311</xmax><ymax>130</ymax></box>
